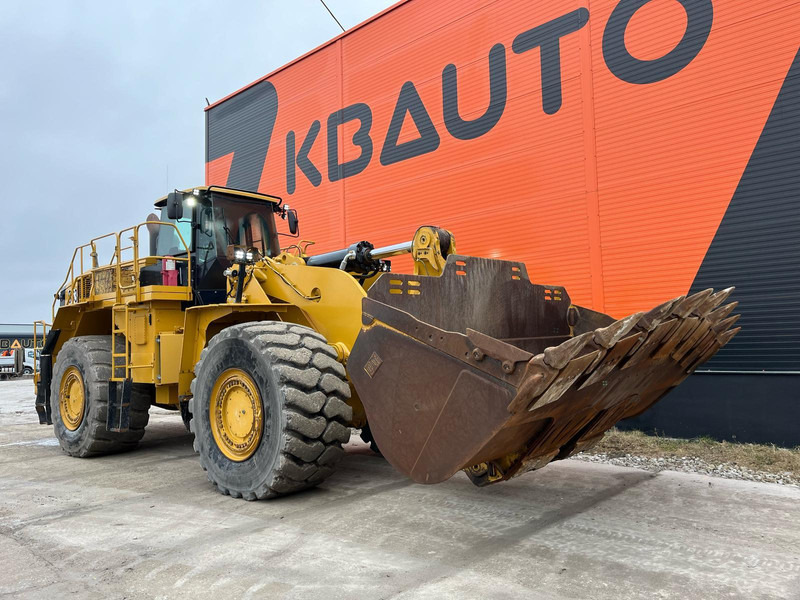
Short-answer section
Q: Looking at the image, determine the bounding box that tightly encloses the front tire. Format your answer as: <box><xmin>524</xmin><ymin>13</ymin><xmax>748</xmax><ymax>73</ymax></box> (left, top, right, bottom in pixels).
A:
<box><xmin>190</xmin><ymin>322</ymin><xmax>353</xmax><ymax>500</ymax></box>
<box><xmin>52</xmin><ymin>336</ymin><xmax>152</xmax><ymax>457</ymax></box>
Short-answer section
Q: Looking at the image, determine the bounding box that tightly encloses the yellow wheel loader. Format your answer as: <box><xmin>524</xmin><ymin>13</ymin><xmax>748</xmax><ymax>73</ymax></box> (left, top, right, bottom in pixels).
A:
<box><xmin>34</xmin><ymin>186</ymin><xmax>741</xmax><ymax>498</ymax></box>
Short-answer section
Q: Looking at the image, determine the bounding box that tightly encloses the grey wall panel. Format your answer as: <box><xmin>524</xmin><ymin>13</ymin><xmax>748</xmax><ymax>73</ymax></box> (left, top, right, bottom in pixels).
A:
<box><xmin>690</xmin><ymin>49</ymin><xmax>800</xmax><ymax>373</ymax></box>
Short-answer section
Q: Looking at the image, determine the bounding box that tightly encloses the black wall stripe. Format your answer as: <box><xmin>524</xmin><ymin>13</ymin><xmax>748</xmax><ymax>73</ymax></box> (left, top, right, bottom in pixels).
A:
<box><xmin>206</xmin><ymin>80</ymin><xmax>278</xmax><ymax>191</ymax></box>
<box><xmin>689</xmin><ymin>48</ymin><xmax>800</xmax><ymax>373</ymax></box>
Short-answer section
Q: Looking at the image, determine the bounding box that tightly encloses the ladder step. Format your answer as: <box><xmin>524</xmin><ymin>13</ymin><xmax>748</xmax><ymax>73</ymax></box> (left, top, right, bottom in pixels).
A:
<box><xmin>112</xmin><ymin>304</ymin><xmax>130</xmax><ymax>382</ymax></box>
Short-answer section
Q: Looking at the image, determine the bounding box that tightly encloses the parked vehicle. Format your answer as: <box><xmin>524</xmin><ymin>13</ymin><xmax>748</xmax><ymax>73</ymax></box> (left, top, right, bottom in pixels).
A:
<box><xmin>0</xmin><ymin>349</ymin><xmax>24</xmax><ymax>380</ymax></box>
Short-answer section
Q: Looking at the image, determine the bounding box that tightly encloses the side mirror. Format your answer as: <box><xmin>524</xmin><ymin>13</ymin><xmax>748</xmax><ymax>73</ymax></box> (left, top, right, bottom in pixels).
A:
<box><xmin>287</xmin><ymin>209</ymin><xmax>299</xmax><ymax>235</ymax></box>
<box><xmin>166</xmin><ymin>192</ymin><xmax>183</xmax><ymax>220</ymax></box>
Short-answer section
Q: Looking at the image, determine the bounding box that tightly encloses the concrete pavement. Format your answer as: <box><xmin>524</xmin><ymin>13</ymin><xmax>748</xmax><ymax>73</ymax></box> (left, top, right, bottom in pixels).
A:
<box><xmin>1</xmin><ymin>379</ymin><xmax>799</xmax><ymax>599</ymax></box>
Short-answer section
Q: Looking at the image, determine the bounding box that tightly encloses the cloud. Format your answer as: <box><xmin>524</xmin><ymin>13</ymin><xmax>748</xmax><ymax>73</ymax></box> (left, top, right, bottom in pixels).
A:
<box><xmin>0</xmin><ymin>0</ymin><xmax>394</xmax><ymax>323</ymax></box>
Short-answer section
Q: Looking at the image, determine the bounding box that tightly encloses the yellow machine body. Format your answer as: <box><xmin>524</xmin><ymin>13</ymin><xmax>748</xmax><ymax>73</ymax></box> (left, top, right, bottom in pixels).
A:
<box><xmin>34</xmin><ymin>186</ymin><xmax>740</xmax><ymax>494</ymax></box>
<box><xmin>36</xmin><ymin>191</ymin><xmax>366</xmax><ymax>424</ymax></box>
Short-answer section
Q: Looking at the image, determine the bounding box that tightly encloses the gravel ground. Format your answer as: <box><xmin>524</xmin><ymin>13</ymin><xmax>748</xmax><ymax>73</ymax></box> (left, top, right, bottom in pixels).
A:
<box><xmin>573</xmin><ymin>451</ymin><xmax>800</xmax><ymax>488</ymax></box>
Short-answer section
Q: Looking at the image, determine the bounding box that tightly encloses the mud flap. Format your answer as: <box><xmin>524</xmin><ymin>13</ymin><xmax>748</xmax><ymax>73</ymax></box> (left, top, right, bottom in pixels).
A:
<box><xmin>107</xmin><ymin>379</ymin><xmax>132</xmax><ymax>432</ymax></box>
<box><xmin>348</xmin><ymin>255</ymin><xmax>740</xmax><ymax>486</ymax></box>
<box><xmin>34</xmin><ymin>328</ymin><xmax>60</xmax><ymax>425</ymax></box>
<box><xmin>34</xmin><ymin>354</ymin><xmax>53</xmax><ymax>425</ymax></box>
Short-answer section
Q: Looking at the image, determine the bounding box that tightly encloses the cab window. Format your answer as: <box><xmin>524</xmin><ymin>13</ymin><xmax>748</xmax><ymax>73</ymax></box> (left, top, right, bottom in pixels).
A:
<box><xmin>155</xmin><ymin>207</ymin><xmax>193</xmax><ymax>256</ymax></box>
<box><xmin>211</xmin><ymin>195</ymin><xmax>280</xmax><ymax>259</ymax></box>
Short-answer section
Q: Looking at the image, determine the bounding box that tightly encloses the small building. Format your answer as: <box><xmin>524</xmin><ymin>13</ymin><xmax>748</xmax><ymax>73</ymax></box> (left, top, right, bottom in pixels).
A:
<box><xmin>0</xmin><ymin>324</ymin><xmax>37</xmax><ymax>354</ymax></box>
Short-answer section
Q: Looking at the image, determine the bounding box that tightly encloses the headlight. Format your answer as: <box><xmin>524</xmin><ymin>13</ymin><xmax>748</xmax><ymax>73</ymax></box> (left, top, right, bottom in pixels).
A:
<box><xmin>234</xmin><ymin>248</ymin><xmax>245</xmax><ymax>261</ymax></box>
<box><xmin>245</xmin><ymin>250</ymin><xmax>254</xmax><ymax>262</ymax></box>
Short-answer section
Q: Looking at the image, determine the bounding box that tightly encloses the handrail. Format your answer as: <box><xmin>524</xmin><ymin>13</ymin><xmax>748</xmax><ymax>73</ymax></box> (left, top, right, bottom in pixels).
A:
<box><xmin>116</xmin><ymin>222</ymin><xmax>192</xmax><ymax>303</ymax></box>
<box><xmin>52</xmin><ymin>221</ymin><xmax>192</xmax><ymax>317</ymax></box>
<box><xmin>51</xmin><ymin>231</ymin><xmax>121</xmax><ymax>319</ymax></box>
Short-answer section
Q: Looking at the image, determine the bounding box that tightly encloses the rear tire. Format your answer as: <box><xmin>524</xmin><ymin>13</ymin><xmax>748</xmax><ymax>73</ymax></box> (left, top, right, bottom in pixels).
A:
<box><xmin>52</xmin><ymin>336</ymin><xmax>152</xmax><ymax>457</ymax></box>
<box><xmin>189</xmin><ymin>322</ymin><xmax>353</xmax><ymax>500</ymax></box>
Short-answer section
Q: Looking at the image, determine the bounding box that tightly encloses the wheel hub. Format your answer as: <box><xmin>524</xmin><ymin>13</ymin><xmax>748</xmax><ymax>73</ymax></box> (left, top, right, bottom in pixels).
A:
<box><xmin>210</xmin><ymin>369</ymin><xmax>263</xmax><ymax>461</ymax></box>
<box><xmin>59</xmin><ymin>366</ymin><xmax>85</xmax><ymax>431</ymax></box>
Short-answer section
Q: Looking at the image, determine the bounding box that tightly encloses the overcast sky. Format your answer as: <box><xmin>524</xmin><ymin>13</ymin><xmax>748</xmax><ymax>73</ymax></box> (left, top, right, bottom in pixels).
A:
<box><xmin>0</xmin><ymin>0</ymin><xmax>395</xmax><ymax>324</ymax></box>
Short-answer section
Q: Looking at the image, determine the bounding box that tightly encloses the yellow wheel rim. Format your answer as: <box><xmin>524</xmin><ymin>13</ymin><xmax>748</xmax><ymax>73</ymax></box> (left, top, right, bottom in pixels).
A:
<box><xmin>210</xmin><ymin>369</ymin><xmax>263</xmax><ymax>461</ymax></box>
<box><xmin>59</xmin><ymin>366</ymin><xmax>85</xmax><ymax>431</ymax></box>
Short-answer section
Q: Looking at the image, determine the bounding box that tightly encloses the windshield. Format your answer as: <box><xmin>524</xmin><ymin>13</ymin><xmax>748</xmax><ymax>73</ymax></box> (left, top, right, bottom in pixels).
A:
<box><xmin>211</xmin><ymin>194</ymin><xmax>280</xmax><ymax>259</ymax></box>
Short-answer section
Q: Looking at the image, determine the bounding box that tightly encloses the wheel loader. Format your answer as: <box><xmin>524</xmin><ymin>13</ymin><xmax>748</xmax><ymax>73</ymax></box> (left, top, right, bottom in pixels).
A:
<box><xmin>33</xmin><ymin>186</ymin><xmax>741</xmax><ymax>498</ymax></box>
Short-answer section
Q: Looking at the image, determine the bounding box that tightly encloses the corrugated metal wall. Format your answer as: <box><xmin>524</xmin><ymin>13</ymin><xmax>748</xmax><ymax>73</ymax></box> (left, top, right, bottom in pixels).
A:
<box><xmin>206</xmin><ymin>0</ymin><xmax>800</xmax><ymax>374</ymax></box>
<box><xmin>689</xmin><ymin>48</ymin><xmax>800</xmax><ymax>372</ymax></box>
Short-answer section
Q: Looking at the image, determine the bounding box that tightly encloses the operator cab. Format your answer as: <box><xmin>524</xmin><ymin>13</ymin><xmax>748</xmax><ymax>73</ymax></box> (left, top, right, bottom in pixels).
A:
<box><xmin>149</xmin><ymin>186</ymin><xmax>291</xmax><ymax>304</ymax></box>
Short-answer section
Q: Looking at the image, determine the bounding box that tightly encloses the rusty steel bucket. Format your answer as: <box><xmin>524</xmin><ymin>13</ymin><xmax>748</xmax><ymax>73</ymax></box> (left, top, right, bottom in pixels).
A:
<box><xmin>348</xmin><ymin>255</ymin><xmax>740</xmax><ymax>487</ymax></box>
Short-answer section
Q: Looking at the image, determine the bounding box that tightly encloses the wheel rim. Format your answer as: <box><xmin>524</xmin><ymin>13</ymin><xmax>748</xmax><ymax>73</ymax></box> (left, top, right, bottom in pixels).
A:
<box><xmin>209</xmin><ymin>368</ymin><xmax>263</xmax><ymax>461</ymax></box>
<box><xmin>59</xmin><ymin>366</ymin><xmax>85</xmax><ymax>431</ymax></box>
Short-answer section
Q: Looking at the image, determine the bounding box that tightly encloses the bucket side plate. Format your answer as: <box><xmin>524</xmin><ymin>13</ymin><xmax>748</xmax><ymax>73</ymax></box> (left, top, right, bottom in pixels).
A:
<box><xmin>349</xmin><ymin>259</ymin><xmax>740</xmax><ymax>486</ymax></box>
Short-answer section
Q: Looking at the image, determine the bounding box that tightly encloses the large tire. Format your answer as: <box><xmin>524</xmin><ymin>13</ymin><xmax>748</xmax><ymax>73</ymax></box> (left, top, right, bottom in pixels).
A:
<box><xmin>189</xmin><ymin>322</ymin><xmax>353</xmax><ymax>500</ymax></box>
<box><xmin>52</xmin><ymin>336</ymin><xmax>152</xmax><ymax>457</ymax></box>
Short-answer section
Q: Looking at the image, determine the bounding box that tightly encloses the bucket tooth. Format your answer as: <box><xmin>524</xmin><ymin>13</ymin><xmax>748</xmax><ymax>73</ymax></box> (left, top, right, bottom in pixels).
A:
<box><xmin>543</xmin><ymin>332</ymin><xmax>593</xmax><ymax>369</ymax></box>
<box><xmin>621</xmin><ymin>317</ymin><xmax>679</xmax><ymax>370</ymax></box>
<box><xmin>579</xmin><ymin>331</ymin><xmax>644</xmax><ymax>390</ymax></box>
<box><xmin>685</xmin><ymin>339</ymin><xmax>720</xmax><ymax>373</ymax></box>
<box><xmin>673</xmin><ymin>320</ymin><xmax>712</xmax><ymax>362</ymax></box>
<box><xmin>653</xmin><ymin>317</ymin><xmax>698</xmax><ymax>359</ymax></box>
<box><xmin>530</xmin><ymin>350</ymin><xmax>599</xmax><ymax>411</ymax></box>
<box><xmin>507</xmin><ymin>356</ymin><xmax>560</xmax><ymax>413</ymax></box>
<box><xmin>718</xmin><ymin>326</ymin><xmax>741</xmax><ymax>346</ymax></box>
<box><xmin>637</xmin><ymin>297</ymin><xmax>681</xmax><ymax>331</ymax></box>
<box><xmin>594</xmin><ymin>312</ymin><xmax>643</xmax><ymax>348</ymax></box>
<box><xmin>699</xmin><ymin>287</ymin><xmax>735</xmax><ymax>315</ymax></box>
<box><xmin>679</xmin><ymin>330</ymin><xmax>716</xmax><ymax>368</ymax></box>
<box><xmin>708</xmin><ymin>301</ymin><xmax>738</xmax><ymax>324</ymax></box>
<box><xmin>673</xmin><ymin>289</ymin><xmax>713</xmax><ymax>317</ymax></box>
<box><xmin>713</xmin><ymin>314</ymin><xmax>741</xmax><ymax>333</ymax></box>
<box><xmin>687</xmin><ymin>325</ymin><xmax>741</xmax><ymax>373</ymax></box>
<box><xmin>687</xmin><ymin>325</ymin><xmax>740</xmax><ymax>374</ymax></box>
<box><xmin>627</xmin><ymin>296</ymin><xmax>682</xmax><ymax>357</ymax></box>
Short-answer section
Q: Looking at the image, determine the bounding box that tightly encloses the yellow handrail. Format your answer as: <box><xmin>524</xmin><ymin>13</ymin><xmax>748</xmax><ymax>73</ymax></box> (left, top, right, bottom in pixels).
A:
<box><xmin>52</xmin><ymin>221</ymin><xmax>192</xmax><ymax>318</ymax></box>
<box><xmin>116</xmin><ymin>222</ymin><xmax>192</xmax><ymax>303</ymax></box>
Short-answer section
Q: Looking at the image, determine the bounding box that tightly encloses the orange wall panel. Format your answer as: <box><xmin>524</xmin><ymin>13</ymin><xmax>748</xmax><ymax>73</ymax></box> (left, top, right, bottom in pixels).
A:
<box><xmin>206</xmin><ymin>0</ymin><xmax>800</xmax><ymax>318</ymax></box>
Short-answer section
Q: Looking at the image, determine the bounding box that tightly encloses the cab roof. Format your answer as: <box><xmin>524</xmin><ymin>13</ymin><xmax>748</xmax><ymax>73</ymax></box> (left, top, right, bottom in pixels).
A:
<box><xmin>154</xmin><ymin>186</ymin><xmax>282</xmax><ymax>207</ymax></box>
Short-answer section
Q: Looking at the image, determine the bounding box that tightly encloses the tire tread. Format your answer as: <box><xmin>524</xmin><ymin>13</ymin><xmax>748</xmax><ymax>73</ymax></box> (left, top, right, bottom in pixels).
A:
<box><xmin>52</xmin><ymin>335</ymin><xmax>152</xmax><ymax>457</ymax></box>
<box><xmin>190</xmin><ymin>322</ymin><xmax>352</xmax><ymax>500</ymax></box>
